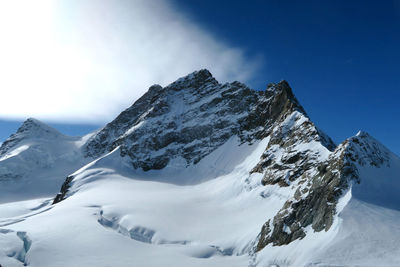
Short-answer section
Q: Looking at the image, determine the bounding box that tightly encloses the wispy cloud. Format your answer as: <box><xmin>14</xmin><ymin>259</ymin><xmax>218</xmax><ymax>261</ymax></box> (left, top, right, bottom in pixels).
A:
<box><xmin>0</xmin><ymin>0</ymin><xmax>261</xmax><ymax>123</ymax></box>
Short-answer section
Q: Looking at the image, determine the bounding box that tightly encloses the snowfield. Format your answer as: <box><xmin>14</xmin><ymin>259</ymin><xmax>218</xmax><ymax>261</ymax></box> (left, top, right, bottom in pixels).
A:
<box><xmin>1</xmin><ymin>134</ymin><xmax>399</xmax><ymax>266</ymax></box>
<box><xmin>0</xmin><ymin>137</ymin><xmax>275</xmax><ymax>267</ymax></box>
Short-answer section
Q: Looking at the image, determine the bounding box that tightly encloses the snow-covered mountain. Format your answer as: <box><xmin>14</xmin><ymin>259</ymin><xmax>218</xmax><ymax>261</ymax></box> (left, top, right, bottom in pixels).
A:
<box><xmin>0</xmin><ymin>70</ymin><xmax>399</xmax><ymax>267</ymax></box>
<box><xmin>0</xmin><ymin>118</ymin><xmax>93</xmax><ymax>203</ymax></box>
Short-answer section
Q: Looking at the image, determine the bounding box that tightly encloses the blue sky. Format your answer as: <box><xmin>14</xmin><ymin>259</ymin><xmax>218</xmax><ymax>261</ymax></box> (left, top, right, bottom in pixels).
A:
<box><xmin>0</xmin><ymin>0</ymin><xmax>399</xmax><ymax>154</ymax></box>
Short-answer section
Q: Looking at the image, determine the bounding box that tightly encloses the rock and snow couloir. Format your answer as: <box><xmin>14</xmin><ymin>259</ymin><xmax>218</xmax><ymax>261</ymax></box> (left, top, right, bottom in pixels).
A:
<box><xmin>0</xmin><ymin>70</ymin><xmax>399</xmax><ymax>267</ymax></box>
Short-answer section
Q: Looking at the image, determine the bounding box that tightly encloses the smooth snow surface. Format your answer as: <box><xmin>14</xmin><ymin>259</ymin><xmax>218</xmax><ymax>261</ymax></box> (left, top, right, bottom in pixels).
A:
<box><xmin>310</xmin><ymin>199</ymin><xmax>400</xmax><ymax>267</ymax></box>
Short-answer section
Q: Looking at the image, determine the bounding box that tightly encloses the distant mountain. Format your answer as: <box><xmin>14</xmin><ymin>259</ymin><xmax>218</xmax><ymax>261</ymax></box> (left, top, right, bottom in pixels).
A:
<box><xmin>0</xmin><ymin>118</ymin><xmax>93</xmax><ymax>202</ymax></box>
<box><xmin>0</xmin><ymin>70</ymin><xmax>399</xmax><ymax>267</ymax></box>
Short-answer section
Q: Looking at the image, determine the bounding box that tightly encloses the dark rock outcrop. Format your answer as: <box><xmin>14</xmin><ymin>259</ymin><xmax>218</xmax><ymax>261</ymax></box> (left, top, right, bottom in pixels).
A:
<box><xmin>52</xmin><ymin>176</ymin><xmax>74</xmax><ymax>204</ymax></box>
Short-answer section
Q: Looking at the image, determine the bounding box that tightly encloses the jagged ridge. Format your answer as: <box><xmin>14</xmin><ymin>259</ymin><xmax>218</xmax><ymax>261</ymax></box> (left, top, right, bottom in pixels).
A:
<box><xmin>84</xmin><ymin>69</ymin><xmax>333</xmax><ymax>172</ymax></box>
<box><xmin>256</xmin><ymin>129</ymin><xmax>393</xmax><ymax>249</ymax></box>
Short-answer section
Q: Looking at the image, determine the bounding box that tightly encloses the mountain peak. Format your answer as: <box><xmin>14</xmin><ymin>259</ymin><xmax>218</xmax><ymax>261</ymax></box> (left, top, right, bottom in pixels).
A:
<box><xmin>167</xmin><ymin>69</ymin><xmax>218</xmax><ymax>91</ymax></box>
<box><xmin>16</xmin><ymin>118</ymin><xmax>63</xmax><ymax>138</ymax></box>
<box><xmin>263</xmin><ymin>79</ymin><xmax>307</xmax><ymax>124</ymax></box>
<box><xmin>355</xmin><ymin>130</ymin><xmax>370</xmax><ymax>138</ymax></box>
<box><xmin>85</xmin><ymin>70</ymin><xmax>336</xmax><ymax>173</ymax></box>
<box><xmin>266</xmin><ymin>80</ymin><xmax>296</xmax><ymax>102</ymax></box>
<box><xmin>343</xmin><ymin>130</ymin><xmax>392</xmax><ymax>168</ymax></box>
<box><xmin>0</xmin><ymin>118</ymin><xmax>68</xmax><ymax>160</ymax></box>
<box><xmin>186</xmin><ymin>68</ymin><xmax>213</xmax><ymax>80</ymax></box>
<box><xmin>20</xmin><ymin>117</ymin><xmax>48</xmax><ymax>129</ymax></box>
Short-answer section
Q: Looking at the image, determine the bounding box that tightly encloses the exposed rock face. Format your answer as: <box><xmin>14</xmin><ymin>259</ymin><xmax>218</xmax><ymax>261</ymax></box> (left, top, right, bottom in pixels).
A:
<box><xmin>344</xmin><ymin>131</ymin><xmax>391</xmax><ymax>167</ymax></box>
<box><xmin>85</xmin><ymin>69</ymin><xmax>259</xmax><ymax>170</ymax></box>
<box><xmin>256</xmin><ymin>129</ymin><xmax>392</xmax><ymax>250</ymax></box>
<box><xmin>52</xmin><ymin>176</ymin><xmax>74</xmax><ymax>204</ymax></box>
<box><xmin>85</xmin><ymin>69</ymin><xmax>332</xmax><ymax>171</ymax></box>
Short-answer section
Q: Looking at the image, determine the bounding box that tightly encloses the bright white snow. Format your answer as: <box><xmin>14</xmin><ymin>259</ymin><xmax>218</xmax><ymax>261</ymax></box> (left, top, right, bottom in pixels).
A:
<box><xmin>0</xmin><ymin>123</ymin><xmax>399</xmax><ymax>267</ymax></box>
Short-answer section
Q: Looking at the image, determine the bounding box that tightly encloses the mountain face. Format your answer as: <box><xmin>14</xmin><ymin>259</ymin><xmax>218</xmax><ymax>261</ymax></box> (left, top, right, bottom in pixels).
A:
<box><xmin>84</xmin><ymin>70</ymin><xmax>334</xmax><ymax>171</ymax></box>
<box><xmin>82</xmin><ymin>69</ymin><xmax>341</xmax><ymax>247</ymax></box>
<box><xmin>0</xmin><ymin>118</ymin><xmax>92</xmax><ymax>202</ymax></box>
<box><xmin>256</xmin><ymin>130</ymin><xmax>390</xmax><ymax>249</ymax></box>
<box><xmin>0</xmin><ymin>70</ymin><xmax>399</xmax><ymax>267</ymax></box>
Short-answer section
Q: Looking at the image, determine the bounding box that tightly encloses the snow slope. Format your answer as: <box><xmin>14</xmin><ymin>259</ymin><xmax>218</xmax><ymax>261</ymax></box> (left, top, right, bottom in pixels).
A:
<box><xmin>0</xmin><ymin>137</ymin><xmax>277</xmax><ymax>266</ymax></box>
<box><xmin>1</xmin><ymin>132</ymin><xmax>398</xmax><ymax>267</ymax></box>
<box><xmin>315</xmin><ymin>138</ymin><xmax>400</xmax><ymax>266</ymax></box>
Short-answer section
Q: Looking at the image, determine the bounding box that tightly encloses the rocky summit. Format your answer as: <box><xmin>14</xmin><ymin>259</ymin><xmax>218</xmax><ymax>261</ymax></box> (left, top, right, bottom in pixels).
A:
<box><xmin>84</xmin><ymin>69</ymin><xmax>333</xmax><ymax>171</ymax></box>
<box><xmin>1</xmin><ymin>69</ymin><xmax>399</xmax><ymax>267</ymax></box>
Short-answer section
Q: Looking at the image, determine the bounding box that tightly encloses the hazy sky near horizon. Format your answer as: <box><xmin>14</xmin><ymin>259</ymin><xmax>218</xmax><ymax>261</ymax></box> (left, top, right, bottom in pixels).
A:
<box><xmin>0</xmin><ymin>0</ymin><xmax>399</xmax><ymax>154</ymax></box>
